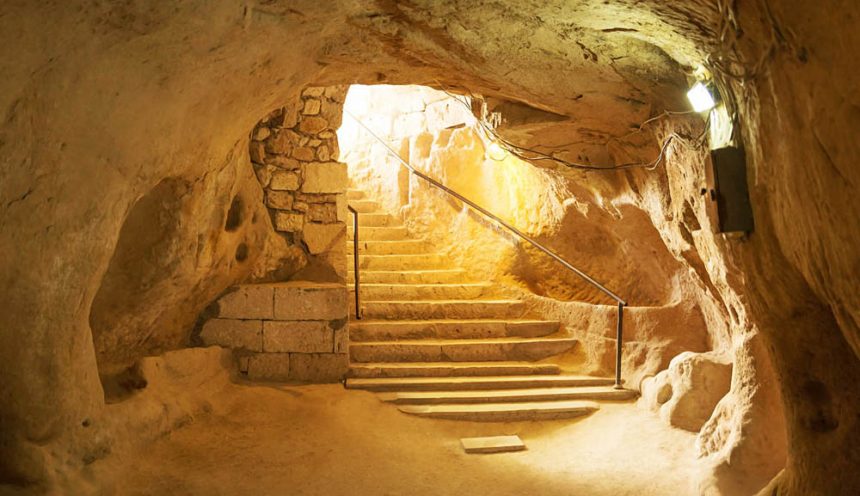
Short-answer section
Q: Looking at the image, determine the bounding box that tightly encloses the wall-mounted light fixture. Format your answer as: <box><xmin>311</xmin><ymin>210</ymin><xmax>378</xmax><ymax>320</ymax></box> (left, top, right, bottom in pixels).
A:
<box><xmin>487</xmin><ymin>142</ymin><xmax>508</xmax><ymax>161</ymax></box>
<box><xmin>686</xmin><ymin>82</ymin><xmax>718</xmax><ymax>113</ymax></box>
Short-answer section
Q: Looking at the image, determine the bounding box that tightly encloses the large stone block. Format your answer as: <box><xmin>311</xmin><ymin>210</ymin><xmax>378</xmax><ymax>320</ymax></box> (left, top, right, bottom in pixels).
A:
<box><xmin>335</xmin><ymin>194</ymin><xmax>348</xmax><ymax>222</ymax></box>
<box><xmin>263</xmin><ymin>321</ymin><xmax>333</xmax><ymax>353</ymax></box>
<box><xmin>302</xmin><ymin>98</ymin><xmax>321</xmax><ymax>115</ymax></box>
<box><xmin>266</xmin><ymin>191</ymin><xmax>294</xmax><ymax>210</ymax></box>
<box><xmin>268</xmin><ymin>155</ymin><xmax>300</xmax><ymax>170</ymax></box>
<box><xmin>289</xmin><ymin>353</ymin><xmax>349</xmax><ymax>383</ymax></box>
<box><xmin>299</xmin><ymin>116</ymin><xmax>328</xmax><ymax>134</ymax></box>
<box><xmin>307</xmin><ymin>203</ymin><xmax>337</xmax><ymax>223</ymax></box>
<box><xmin>246</xmin><ymin>353</ymin><xmax>290</xmax><ymax>382</ymax></box>
<box><xmin>217</xmin><ymin>285</ymin><xmax>274</xmax><ymax>319</ymax></box>
<box><xmin>270</xmin><ymin>171</ymin><xmax>300</xmax><ymax>191</ymax></box>
<box><xmin>292</xmin><ymin>146</ymin><xmax>315</xmax><ymax>162</ymax></box>
<box><xmin>275</xmin><ymin>212</ymin><xmax>304</xmax><ymax>232</ymax></box>
<box><xmin>273</xmin><ymin>282</ymin><xmax>348</xmax><ymax>320</ymax></box>
<box><xmin>265</xmin><ymin>129</ymin><xmax>294</xmax><ymax>155</ymax></box>
<box><xmin>200</xmin><ymin>319</ymin><xmax>263</xmax><ymax>351</ymax></box>
<box><xmin>302</xmin><ymin>162</ymin><xmax>347</xmax><ymax>193</ymax></box>
<box><xmin>333</xmin><ymin>323</ymin><xmax>349</xmax><ymax>354</ymax></box>
<box><xmin>303</xmin><ymin>222</ymin><xmax>345</xmax><ymax>254</ymax></box>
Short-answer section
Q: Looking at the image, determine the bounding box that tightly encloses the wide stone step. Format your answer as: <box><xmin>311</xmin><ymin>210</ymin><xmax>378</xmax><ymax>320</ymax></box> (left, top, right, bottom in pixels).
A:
<box><xmin>348</xmin><ymin>226</ymin><xmax>408</xmax><ymax>241</ymax></box>
<box><xmin>348</xmin><ymin>336</ymin><xmax>577</xmax><ymax>363</ymax></box>
<box><xmin>347</xmin><ymin>189</ymin><xmax>365</xmax><ymax>200</ymax></box>
<box><xmin>351</xmin><ymin>254</ymin><xmax>450</xmax><ymax>271</ymax></box>
<box><xmin>348</xmin><ymin>199</ymin><xmax>381</xmax><ymax>213</ymax></box>
<box><xmin>350</xmin><ymin>319</ymin><xmax>560</xmax><ymax>341</ymax></box>
<box><xmin>347</xmin><ymin>239</ymin><xmax>433</xmax><ymax>255</ymax></box>
<box><xmin>397</xmin><ymin>400</ymin><xmax>600</xmax><ymax>422</ymax></box>
<box><xmin>350</xmin><ymin>283</ymin><xmax>493</xmax><ymax>300</ymax></box>
<box><xmin>380</xmin><ymin>386</ymin><xmax>635</xmax><ymax>405</ymax></box>
<box><xmin>358</xmin><ymin>300</ymin><xmax>527</xmax><ymax>320</ymax></box>
<box><xmin>345</xmin><ymin>374</ymin><xmax>610</xmax><ymax>391</ymax></box>
<box><xmin>356</xmin><ymin>213</ymin><xmax>400</xmax><ymax>227</ymax></box>
<box><xmin>348</xmin><ymin>270</ymin><xmax>467</xmax><ymax>284</ymax></box>
<box><xmin>348</xmin><ymin>361</ymin><xmax>562</xmax><ymax>378</ymax></box>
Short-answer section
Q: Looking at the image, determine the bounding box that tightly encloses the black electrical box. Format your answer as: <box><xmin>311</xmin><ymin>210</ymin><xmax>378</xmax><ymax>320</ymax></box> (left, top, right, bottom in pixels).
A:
<box><xmin>710</xmin><ymin>146</ymin><xmax>754</xmax><ymax>233</ymax></box>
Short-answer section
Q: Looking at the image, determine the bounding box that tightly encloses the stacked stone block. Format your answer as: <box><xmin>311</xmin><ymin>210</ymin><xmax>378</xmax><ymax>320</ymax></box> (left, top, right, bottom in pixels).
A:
<box><xmin>200</xmin><ymin>282</ymin><xmax>349</xmax><ymax>382</ymax></box>
<box><xmin>250</xmin><ymin>85</ymin><xmax>350</xmax><ymax>277</ymax></box>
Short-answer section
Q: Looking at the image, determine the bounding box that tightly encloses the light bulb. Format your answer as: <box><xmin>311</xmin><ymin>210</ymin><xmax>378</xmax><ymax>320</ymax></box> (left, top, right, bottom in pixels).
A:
<box><xmin>487</xmin><ymin>142</ymin><xmax>507</xmax><ymax>161</ymax></box>
<box><xmin>686</xmin><ymin>82</ymin><xmax>717</xmax><ymax>113</ymax></box>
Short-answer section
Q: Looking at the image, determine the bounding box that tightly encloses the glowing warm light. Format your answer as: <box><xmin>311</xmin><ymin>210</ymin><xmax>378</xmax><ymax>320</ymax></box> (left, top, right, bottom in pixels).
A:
<box><xmin>487</xmin><ymin>142</ymin><xmax>507</xmax><ymax>161</ymax></box>
<box><xmin>686</xmin><ymin>82</ymin><xmax>716</xmax><ymax>113</ymax></box>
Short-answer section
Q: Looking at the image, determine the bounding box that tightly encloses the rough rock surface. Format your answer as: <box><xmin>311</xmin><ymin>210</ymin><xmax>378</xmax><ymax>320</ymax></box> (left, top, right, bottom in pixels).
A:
<box><xmin>0</xmin><ymin>1</ymin><xmax>858</xmax><ymax>494</ymax></box>
<box><xmin>641</xmin><ymin>352</ymin><xmax>732</xmax><ymax>432</ymax></box>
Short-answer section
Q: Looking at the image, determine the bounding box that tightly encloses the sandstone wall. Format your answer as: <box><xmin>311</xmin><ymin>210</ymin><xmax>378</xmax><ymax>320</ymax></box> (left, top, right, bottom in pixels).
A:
<box><xmin>1</xmin><ymin>0</ymin><xmax>857</xmax><ymax>494</ymax></box>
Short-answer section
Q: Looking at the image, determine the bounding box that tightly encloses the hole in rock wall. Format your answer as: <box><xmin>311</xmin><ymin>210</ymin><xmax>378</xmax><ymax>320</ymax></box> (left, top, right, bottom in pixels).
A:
<box><xmin>90</xmin><ymin>178</ymin><xmax>190</xmax><ymax>376</ymax></box>
<box><xmin>225</xmin><ymin>195</ymin><xmax>244</xmax><ymax>231</ymax></box>
<box><xmin>234</xmin><ymin>242</ymin><xmax>249</xmax><ymax>262</ymax></box>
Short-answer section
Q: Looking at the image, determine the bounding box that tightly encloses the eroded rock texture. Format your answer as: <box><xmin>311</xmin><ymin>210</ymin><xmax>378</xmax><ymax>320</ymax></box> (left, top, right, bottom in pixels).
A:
<box><xmin>0</xmin><ymin>1</ymin><xmax>857</xmax><ymax>494</ymax></box>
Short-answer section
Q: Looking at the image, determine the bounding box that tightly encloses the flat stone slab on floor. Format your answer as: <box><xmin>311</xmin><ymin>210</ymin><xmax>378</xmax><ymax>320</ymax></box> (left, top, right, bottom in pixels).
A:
<box><xmin>460</xmin><ymin>435</ymin><xmax>526</xmax><ymax>454</ymax></box>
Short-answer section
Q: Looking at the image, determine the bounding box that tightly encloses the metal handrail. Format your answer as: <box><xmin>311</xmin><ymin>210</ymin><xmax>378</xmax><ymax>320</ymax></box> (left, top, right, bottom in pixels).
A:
<box><xmin>344</xmin><ymin>110</ymin><xmax>627</xmax><ymax>388</ymax></box>
<box><xmin>347</xmin><ymin>205</ymin><xmax>361</xmax><ymax>320</ymax></box>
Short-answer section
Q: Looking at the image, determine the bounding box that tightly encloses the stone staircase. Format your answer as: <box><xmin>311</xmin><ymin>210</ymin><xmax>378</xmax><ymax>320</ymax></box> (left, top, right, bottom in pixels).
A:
<box><xmin>344</xmin><ymin>188</ymin><xmax>635</xmax><ymax>421</ymax></box>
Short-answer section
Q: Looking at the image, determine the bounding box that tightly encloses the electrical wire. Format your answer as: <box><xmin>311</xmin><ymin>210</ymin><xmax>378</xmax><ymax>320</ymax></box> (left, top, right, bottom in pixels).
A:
<box><xmin>435</xmin><ymin>81</ymin><xmax>710</xmax><ymax>172</ymax></box>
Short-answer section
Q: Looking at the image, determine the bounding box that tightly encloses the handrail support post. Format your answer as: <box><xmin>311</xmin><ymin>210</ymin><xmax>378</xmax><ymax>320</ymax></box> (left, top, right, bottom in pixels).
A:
<box><xmin>348</xmin><ymin>205</ymin><xmax>361</xmax><ymax>320</ymax></box>
<box><xmin>614</xmin><ymin>302</ymin><xmax>624</xmax><ymax>389</ymax></box>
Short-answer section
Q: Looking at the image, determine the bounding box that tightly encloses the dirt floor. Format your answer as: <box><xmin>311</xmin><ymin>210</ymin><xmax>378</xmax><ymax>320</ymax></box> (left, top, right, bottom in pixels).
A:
<box><xmin>85</xmin><ymin>381</ymin><xmax>699</xmax><ymax>495</ymax></box>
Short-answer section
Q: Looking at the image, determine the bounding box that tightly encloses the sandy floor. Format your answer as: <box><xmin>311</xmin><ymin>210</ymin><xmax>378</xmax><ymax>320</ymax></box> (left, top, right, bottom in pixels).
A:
<box><xmin>87</xmin><ymin>381</ymin><xmax>699</xmax><ymax>495</ymax></box>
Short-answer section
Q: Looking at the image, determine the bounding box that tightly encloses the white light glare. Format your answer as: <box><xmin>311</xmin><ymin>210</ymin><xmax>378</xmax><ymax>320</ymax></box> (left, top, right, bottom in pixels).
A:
<box><xmin>487</xmin><ymin>142</ymin><xmax>507</xmax><ymax>161</ymax></box>
<box><xmin>687</xmin><ymin>82</ymin><xmax>716</xmax><ymax>113</ymax></box>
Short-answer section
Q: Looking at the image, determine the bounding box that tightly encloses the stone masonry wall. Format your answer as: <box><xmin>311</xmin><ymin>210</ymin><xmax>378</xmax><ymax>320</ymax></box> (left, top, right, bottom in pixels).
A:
<box><xmin>250</xmin><ymin>85</ymin><xmax>350</xmax><ymax>279</ymax></box>
<box><xmin>198</xmin><ymin>86</ymin><xmax>353</xmax><ymax>383</ymax></box>
<box><xmin>200</xmin><ymin>282</ymin><xmax>349</xmax><ymax>382</ymax></box>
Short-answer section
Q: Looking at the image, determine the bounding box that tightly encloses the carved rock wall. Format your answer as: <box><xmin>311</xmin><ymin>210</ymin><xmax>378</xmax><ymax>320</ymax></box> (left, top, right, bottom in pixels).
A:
<box><xmin>0</xmin><ymin>1</ymin><xmax>857</xmax><ymax>494</ymax></box>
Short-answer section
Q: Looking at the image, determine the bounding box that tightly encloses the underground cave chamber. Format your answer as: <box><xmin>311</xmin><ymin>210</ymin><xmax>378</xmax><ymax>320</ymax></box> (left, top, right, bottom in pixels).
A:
<box><xmin>1</xmin><ymin>2</ymin><xmax>858</xmax><ymax>495</ymax></box>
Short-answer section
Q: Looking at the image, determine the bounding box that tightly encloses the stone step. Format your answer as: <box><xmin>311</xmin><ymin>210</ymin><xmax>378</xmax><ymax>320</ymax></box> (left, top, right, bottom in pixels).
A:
<box><xmin>348</xmin><ymin>361</ymin><xmax>562</xmax><ymax>378</ymax></box>
<box><xmin>397</xmin><ymin>400</ymin><xmax>600</xmax><ymax>422</ymax></box>
<box><xmin>348</xmin><ymin>269</ymin><xmax>467</xmax><ymax>284</ymax></box>
<box><xmin>349</xmin><ymin>319</ymin><xmax>560</xmax><ymax>341</ymax></box>
<box><xmin>345</xmin><ymin>374</ymin><xmax>610</xmax><ymax>391</ymax></box>
<box><xmin>356</xmin><ymin>213</ymin><xmax>400</xmax><ymax>227</ymax></box>
<box><xmin>357</xmin><ymin>300</ymin><xmax>527</xmax><ymax>320</ymax></box>
<box><xmin>380</xmin><ymin>386</ymin><xmax>636</xmax><ymax>405</ymax></box>
<box><xmin>347</xmin><ymin>189</ymin><xmax>365</xmax><ymax>200</ymax></box>
<box><xmin>348</xmin><ymin>336</ymin><xmax>577</xmax><ymax>363</ymax></box>
<box><xmin>461</xmin><ymin>435</ymin><xmax>525</xmax><ymax>454</ymax></box>
<box><xmin>348</xmin><ymin>199</ymin><xmax>381</xmax><ymax>213</ymax></box>
<box><xmin>348</xmin><ymin>226</ymin><xmax>409</xmax><ymax>241</ymax></box>
<box><xmin>349</xmin><ymin>283</ymin><xmax>493</xmax><ymax>301</ymax></box>
<box><xmin>351</xmin><ymin>254</ymin><xmax>450</xmax><ymax>271</ymax></box>
<box><xmin>347</xmin><ymin>239</ymin><xmax>433</xmax><ymax>255</ymax></box>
